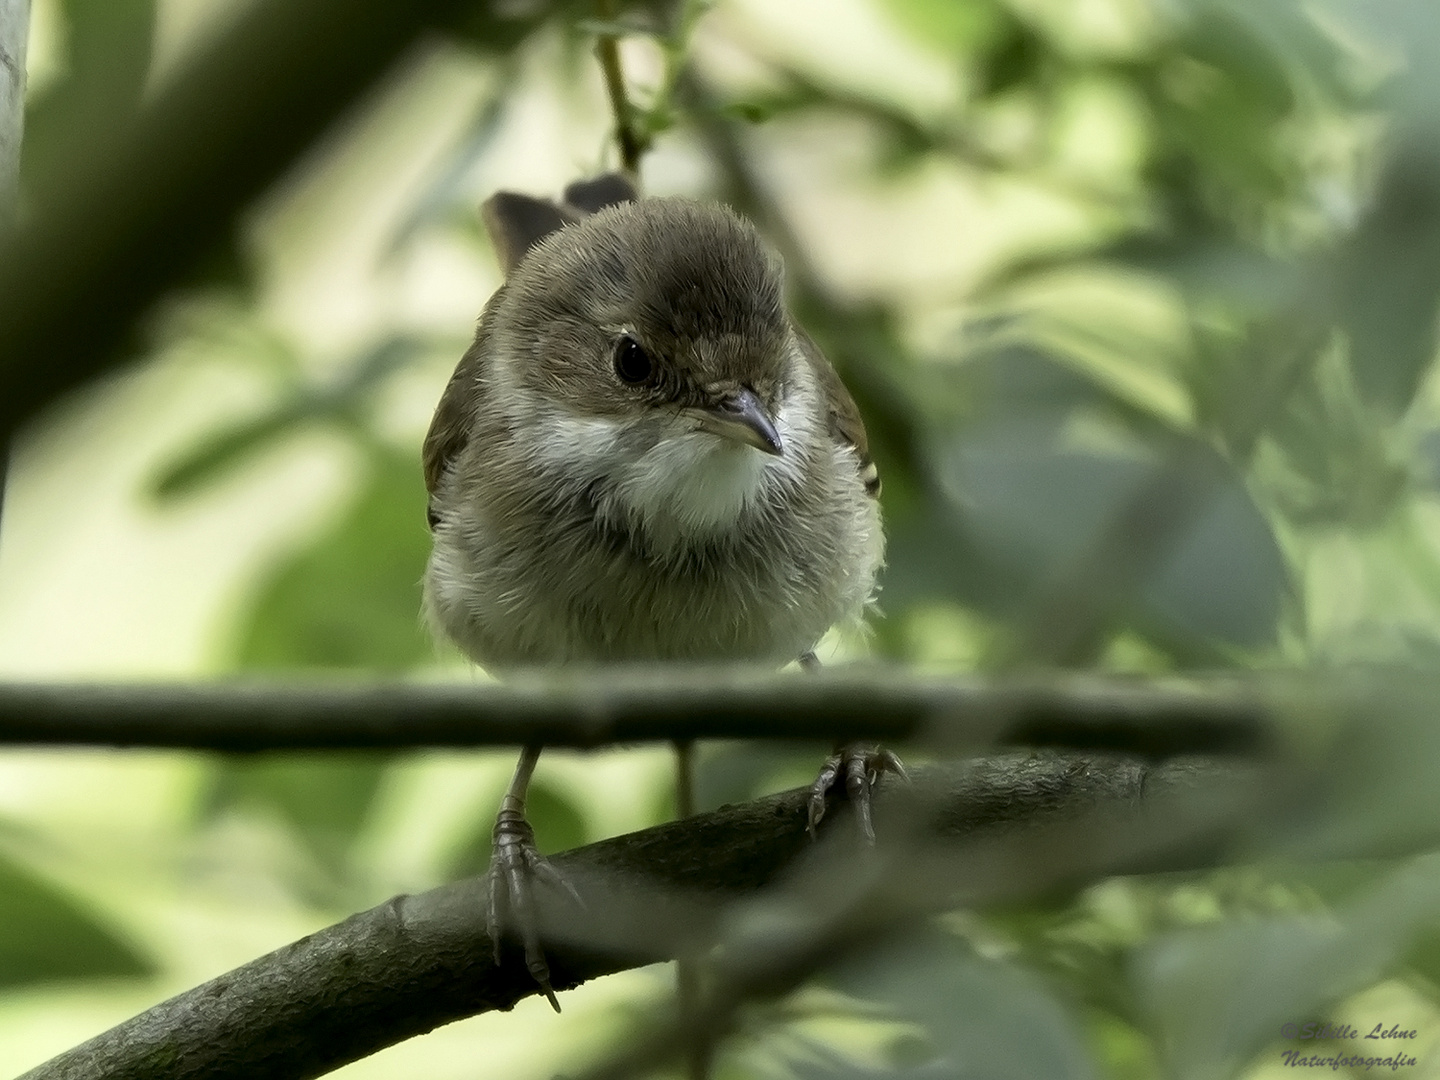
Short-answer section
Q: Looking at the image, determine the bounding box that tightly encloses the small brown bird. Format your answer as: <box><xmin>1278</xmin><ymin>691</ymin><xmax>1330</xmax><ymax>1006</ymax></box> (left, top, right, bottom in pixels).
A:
<box><xmin>422</xmin><ymin>175</ymin><xmax>901</xmax><ymax>1009</ymax></box>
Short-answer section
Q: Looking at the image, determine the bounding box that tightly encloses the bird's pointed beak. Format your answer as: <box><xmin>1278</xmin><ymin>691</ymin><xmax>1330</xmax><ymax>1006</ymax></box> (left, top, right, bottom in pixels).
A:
<box><xmin>693</xmin><ymin>388</ymin><xmax>784</xmax><ymax>456</ymax></box>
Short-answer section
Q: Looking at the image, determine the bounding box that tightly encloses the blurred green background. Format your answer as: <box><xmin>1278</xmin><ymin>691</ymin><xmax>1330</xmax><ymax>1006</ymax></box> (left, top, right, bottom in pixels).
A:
<box><xmin>5</xmin><ymin>0</ymin><xmax>1440</xmax><ymax>1075</ymax></box>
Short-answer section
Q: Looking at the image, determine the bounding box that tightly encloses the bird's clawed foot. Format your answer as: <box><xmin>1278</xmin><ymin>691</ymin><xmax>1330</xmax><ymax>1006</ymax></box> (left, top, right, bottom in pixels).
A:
<box><xmin>485</xmin><ymin>798</ymin><xmax>583</xmax><ymax>1012</ymax></box>
<box><xmin>806</xmin><ymin>743</ymin><xmax>909</xmax><ymax>843</ymax></box>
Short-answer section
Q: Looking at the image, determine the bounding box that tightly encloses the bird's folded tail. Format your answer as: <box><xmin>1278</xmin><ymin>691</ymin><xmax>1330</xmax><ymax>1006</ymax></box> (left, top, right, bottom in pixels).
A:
<box><xmin>482</xmin><ymin>173</ymin><xmax>640</xmax><ymax>277</ymax></box>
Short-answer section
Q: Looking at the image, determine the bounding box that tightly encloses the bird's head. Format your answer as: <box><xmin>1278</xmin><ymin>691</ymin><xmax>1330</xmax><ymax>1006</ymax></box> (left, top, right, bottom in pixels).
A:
<box><xmin>490</xmin><ymin>198</ymin><xmax>813</xmax><ymax>541</ymax></box>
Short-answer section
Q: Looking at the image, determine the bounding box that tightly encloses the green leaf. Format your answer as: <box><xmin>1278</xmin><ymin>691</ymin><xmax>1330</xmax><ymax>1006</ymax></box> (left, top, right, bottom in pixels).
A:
<box><xmin>691</xmin><ymin>743</ymin><xmax>824</xmax><ymax>814</ymax></box>
<box><xmin>1254</xmin><ymin>344</ymin><xmax>1411</xmax><ymax>529</ymax></box>
<box><xmin>1316</xmin><ymin>0</ymin><xmax>1440</xmax><ymax>123</ymax></box>
<box><xmin>1402</xmin><ymin>926</ymin><xmax>1440</xmax><ymax>994</ymax></box>
<box><xmin>977</xmin><ymin>15</ymin><xmax>1050</xmax><ymax>99</ymax></box>
<box><xmin>1283</xmin><ymin>674</ymin><xmax>1440</xmax><ymax>860</ymax></box>
<box><xmin>1136</xmin><ymin>7</ymin><xmax>1317</xmax><ymax>228</ymax></box>
<box><xmin>1135</xmin><ymin>854</ymin><xmax>1440</xmax><ymax>1080</ymax></box>
<box><xmin>1101</xmin><ymin>235</ymin><xmax>1300</xmax><ymax>311</ymax></box>
<box><xmin>1331</xmin><ymin>150</ymin><xmax>1440</xmax><ymax>416</ymax></box>
<box><xmin>21</xmin><ymin>0</ymin><xmax>157</xmax><ymax>195</ymax></box>
<box><xmin>0</xmin><ymin>850</ymin><xmax>153</xmax><ymax>988</ymax></box>
<box><xmin>526</xmin><ymin>777</ymin><xmax>590</xmax><ymax>856</ymax></box>
<box><xmin>1143</xmin><ymin>457</ymin><xmax>1292</xmax><ymax>648</ymax></box>
<box><xmin>384</xmin><ymin>88</ymin><xmax>512</xmax><ymax>257</ymax></box>
<box><xmin>810</xmin><ymin>928</ymin><xmax>1097</xmax><ymax>1080</ymax></box>
<box><xmin>883</xmin><ymin>0</ymin><xmax>1007</xmax><ymax>57</ymax></box>
<box><xmin>722</xmin><ymin>100</ymin><xmax>778</xmax><ymax>125</ymax></box>
<box><xmin>149</xmin><ymin>406</ymin><xmax>315</xmax><ymax>502</ymax></box>
<box><xmin>230</xmin><ymin>449</ymin><xmax>432</xmax><ymax>671</ymax></box>
<box><xmin>201</xmin><ymin>754</ymin><xmax>391</xmax><ymax>880</ymax></box>
<box><xmin>150</xmin><ymin>334</ymin><xmax>427</xmax><ymax>502</ymax></box>
<box><xmin>913</xmin><ymin>356</ymin><xmax>1287</xmax><ymax>653</ymax></box>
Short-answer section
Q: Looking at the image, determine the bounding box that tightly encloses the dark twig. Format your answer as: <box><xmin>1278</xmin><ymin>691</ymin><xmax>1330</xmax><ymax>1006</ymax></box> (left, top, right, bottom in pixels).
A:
<box><xmin>594</xmin><ymin>0</ymin><xmax>644</xmax><ymax>174</ymax></box>
<box><xmin>0</xmin><ymin>671</ymin><xmax>1277</xmax><ymax>755</ymax></box>
<box><xmin>0</xmin><ymin>0</ymin><xmax>26</xmax><ymax>530</ymax></box>
<box><xmin>674</xmin><ymin>739</ymin><xmax>697</xmax><ymax>816</ymax></box>
<box><xmin>18</xmin><ymin>753</ymin><xmax>1266</xmax><ymax>1080</ymax></box>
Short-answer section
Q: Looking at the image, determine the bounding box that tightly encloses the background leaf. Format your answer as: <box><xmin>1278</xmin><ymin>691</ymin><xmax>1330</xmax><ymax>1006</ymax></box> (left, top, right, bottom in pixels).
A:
<box><xmin>200</xmin><ymin>754</ymin><xmax>392</xmax><ymax>887</ymax></box>
<box><xmin>804</xmin><ymin>928</ymin><xmax>1097</xmax><ymax>1080</ymax></box>
<box><xmin>1134</xmin><ymin>855</ymin><xmax>1440</xmax><ymax>1080</ymax></box>
<box><xmin>0</xmin><ymin>850</ymin><xmax>153</xmax><ymax>988</ymax></box>
<box><xmin>230</xmin><ymin>448</ymin><xmax>432</xmax><ymax>671</ymax></box>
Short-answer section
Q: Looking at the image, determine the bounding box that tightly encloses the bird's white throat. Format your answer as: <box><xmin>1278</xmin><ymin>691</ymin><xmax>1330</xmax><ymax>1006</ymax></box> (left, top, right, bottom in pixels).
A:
<box><xmin>528</xmin><ymin>405</ymin><xmax>801</xmax><ymax>545</ymax></box>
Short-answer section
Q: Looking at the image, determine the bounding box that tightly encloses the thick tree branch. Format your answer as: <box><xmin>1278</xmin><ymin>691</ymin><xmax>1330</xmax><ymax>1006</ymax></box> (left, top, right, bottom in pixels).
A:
<box><xmin>0</xmin><ymin>671</ymin><xmax>1274</xmax><ymax>754</ymax></box>
<box><xmin>0</xmin><ymin>0</ymin><xmax>23</xmax><ymax>214</ymax></box>
<box><xmin>0</xmin><ymin>0</ymin><xmax>547</xmax><ymax>448</ymax></box>
<box><xmin>17</xmin><ymin>753</ymin><xmax>1267</xmax><ymax>1080</ymax></box>
<box><xmin>0</xmin><ymin>0</ymin><xmax>28</xmax><ymax>530</ymax></box>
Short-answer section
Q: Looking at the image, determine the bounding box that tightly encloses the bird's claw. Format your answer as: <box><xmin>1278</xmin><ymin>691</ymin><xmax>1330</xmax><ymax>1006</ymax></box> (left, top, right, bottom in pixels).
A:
<box><xmin>806</xmin><ymin>743</ymin><xmax>909</xmax><ymax>843</ymax></box>
<box><xmin>485</xmin><ymin>802</ymin><xmax>583</xmax><ymax>1012</ymax></box>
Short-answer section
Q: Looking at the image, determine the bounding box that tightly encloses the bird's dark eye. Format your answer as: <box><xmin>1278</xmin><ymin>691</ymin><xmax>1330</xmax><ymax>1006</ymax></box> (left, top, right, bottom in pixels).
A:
<box><xmin>613</xmin><ymin>336</ymin><xmax>653</xmax><ymax>384</ymax></box>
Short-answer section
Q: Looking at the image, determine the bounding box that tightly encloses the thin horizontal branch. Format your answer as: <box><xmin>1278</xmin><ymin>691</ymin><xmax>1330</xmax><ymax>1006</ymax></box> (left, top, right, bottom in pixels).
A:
<box><xmin>18</xmin><ymin>752</ymin><xmax>1267</xmax><ymax>1080</ymax></box>
<box><xmin>0</xmin><ymin>671</ymin><xmax>1276</xmax><ymax>754</ymax></box>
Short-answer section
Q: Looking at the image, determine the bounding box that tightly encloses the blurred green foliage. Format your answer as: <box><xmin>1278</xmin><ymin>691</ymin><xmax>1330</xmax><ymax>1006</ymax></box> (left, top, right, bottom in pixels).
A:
<box><xmin>229</xmin><ymin>449</ymin><xmax>432</xmax><ymax>672</ymax></box>
<box><xmin>19</xmin><ymin>0</ymin><xmax>155</xmax><ymax>197</ymax></box>
<box><xmin>199</xmin><ymin>754</ymin><xmax>392</xmax><ymax>897</ymax></box>
<box><xmin>12</xmin><ymin>0</ymin><xmax>1440</xmax><ymax>1075</ymax></box>
<box><xmin>0</xmin><ymin>849</ymin><xmax>153</xmax><ymax>988</ymax></box>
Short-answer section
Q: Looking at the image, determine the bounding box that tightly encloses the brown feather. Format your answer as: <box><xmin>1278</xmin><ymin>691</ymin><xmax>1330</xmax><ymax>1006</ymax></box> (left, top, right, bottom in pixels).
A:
<box><xmin>423</xmin><ymin>291</ymin><xmax>507</xmax><ymax>527</ymax></box>
<box><xmin>427</xmin><ymin>175</ymin><xmax>641</xmax><ymax>527</ymax></box>
<box><xmin>794</xmin><ymin>325</ymin><xmax>881</xmax><ymax>498</ymax></box>
<box><xmin>426</xmin><ymin>180</ymin><xmax>880</xmax><ymax>532</ymax></box>
<box><xmin>423</xmin><ymin>338</ymin><xmax>484</xmax><ymax>498</ymax></box>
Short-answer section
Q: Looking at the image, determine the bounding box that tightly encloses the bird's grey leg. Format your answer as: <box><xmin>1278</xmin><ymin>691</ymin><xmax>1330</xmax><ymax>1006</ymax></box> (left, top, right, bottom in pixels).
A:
<box><xmin>799</xmin><ymin>652</ymin><xmax>908</xmax><ymax>841</ymax></box>
<box><xmin>486</xmin><ymin>745</ymin><xmax>582</xmax><ymax>1013</ymax></box>
<box><xmin>807</xmin><ymin>743</ymin><xmax>909</xmax><ymax>841</ymax></box>
<box><xmin>673</xmin><ymin>738</ymin><xmax>696</xmax><ymax>818</ymax></box>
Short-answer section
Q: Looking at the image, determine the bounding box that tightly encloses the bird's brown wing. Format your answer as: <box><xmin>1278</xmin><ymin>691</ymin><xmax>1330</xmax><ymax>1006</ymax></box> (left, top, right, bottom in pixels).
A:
<box><xmin>424</xmin><ymin>336</ymin><xmax>486</xmax><ymax>494</ymax></box>
<box><xmin>422</xmin><ymin>318</ymin><xmax>494</xmax><ymax>529</ymax></box>
<box><xmin>794</xmin><ymin>325</ymin><xmax>880</xmax><ymax>498</ymax></box>
<box><xmin>425</xmin><ymin>175</ymin><xmax>641</xmax><ymax>529</ymax></box>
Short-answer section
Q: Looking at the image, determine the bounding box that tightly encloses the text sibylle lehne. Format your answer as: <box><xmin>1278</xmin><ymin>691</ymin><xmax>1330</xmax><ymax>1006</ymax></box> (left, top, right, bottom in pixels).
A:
<box><xmin>1278</xmin><ymin>1022</ymin><xmax>1419</xmax><ymax>1071</ymax></box>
